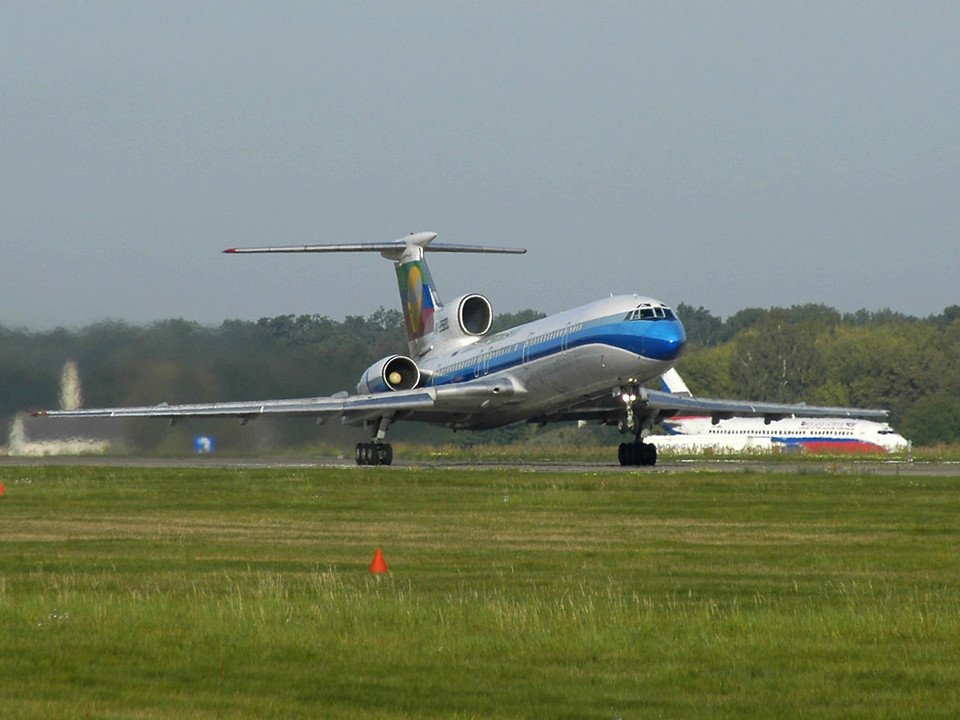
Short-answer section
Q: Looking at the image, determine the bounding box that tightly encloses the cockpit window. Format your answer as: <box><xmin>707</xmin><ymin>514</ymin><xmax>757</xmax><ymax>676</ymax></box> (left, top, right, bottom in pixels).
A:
<box><xmin>624</xmin><ymin>304</ymin><xmax>676</xmax><ymax>321</ymax></box>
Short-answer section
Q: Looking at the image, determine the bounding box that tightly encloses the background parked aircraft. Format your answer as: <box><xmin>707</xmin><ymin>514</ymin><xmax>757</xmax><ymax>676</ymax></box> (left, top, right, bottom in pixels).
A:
<box><xmin>650</xmin><ymin>415</ymin><xmax>909</xmax><ymax>454</ymax></box>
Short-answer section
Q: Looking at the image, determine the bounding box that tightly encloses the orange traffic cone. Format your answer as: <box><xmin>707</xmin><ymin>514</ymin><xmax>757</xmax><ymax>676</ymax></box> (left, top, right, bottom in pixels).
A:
<box><xmin>369</xmin><ymin>547</ymin><xmax>388</xmax><ymax>574</ymax></box>
<box><xmin>0</xmin><ymin>483</ymin><xmax>5</xmax><ymax>497</ymax></box>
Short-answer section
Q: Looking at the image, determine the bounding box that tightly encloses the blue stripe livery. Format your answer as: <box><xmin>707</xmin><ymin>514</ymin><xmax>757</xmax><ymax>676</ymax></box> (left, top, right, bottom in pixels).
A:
<box><xmin>427</xmin><ymin>316</ymin><xmax>685</xmax><ymax>387</ymax></box>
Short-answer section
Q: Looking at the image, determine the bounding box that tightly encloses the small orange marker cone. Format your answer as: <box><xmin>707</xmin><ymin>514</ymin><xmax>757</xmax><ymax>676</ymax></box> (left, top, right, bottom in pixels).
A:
<box><xmin>0</xmin><ymin>483</ymin><xmax>5</xmax><ymax>497</ymax></box>
<box><xmin>369</xmin><ymin>547</ymin><xmax>388</xmax><ymax>574</ymax></box>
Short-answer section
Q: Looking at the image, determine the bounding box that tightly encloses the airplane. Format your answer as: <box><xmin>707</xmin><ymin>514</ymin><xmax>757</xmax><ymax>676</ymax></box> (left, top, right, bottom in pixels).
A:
<box><xmin>649</xmin><ymin>415</ymin><xmax>909</xmax><ymax>454</ymax></box>
<box><xmin>647</xmin><ymin>371</ymin><xmax>908</xmax><ymax>454</ymax></box>
<box><xmin>34</xmin><ymin>231</ymin><xmax>890</xmax><ymax>466</ymax></box>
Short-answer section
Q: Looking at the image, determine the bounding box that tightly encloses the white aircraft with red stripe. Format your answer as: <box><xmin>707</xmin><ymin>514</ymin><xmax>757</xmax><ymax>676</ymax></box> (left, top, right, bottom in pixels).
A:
<box><xmin>649</xmin><ymin>370</ymin><xmax>908</xmax><ymax>454</ymax></box>
<box><xmin>651</xmin><ymin>415</ymin><xmax>908</xmax><ymax>454</ymax></box>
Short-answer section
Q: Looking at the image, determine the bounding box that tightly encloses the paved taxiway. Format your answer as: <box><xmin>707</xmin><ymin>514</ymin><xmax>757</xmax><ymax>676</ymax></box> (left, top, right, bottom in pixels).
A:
<box><xmin>1</xmin><ymin>455</ymin><xmax>957</xmax><ymax>477</ymax></box>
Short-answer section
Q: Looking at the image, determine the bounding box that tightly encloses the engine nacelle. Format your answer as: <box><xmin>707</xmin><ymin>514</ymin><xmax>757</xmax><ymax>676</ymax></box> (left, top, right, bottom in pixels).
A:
<box><xmin>451</xmin><ymin>293</ymin><xmax>493</xmax><ymax>337</ymax></box>
<box><xmin>357</xmin><ymin>354</ymin><xmax>421</xmax><ymax>394</ymax></box>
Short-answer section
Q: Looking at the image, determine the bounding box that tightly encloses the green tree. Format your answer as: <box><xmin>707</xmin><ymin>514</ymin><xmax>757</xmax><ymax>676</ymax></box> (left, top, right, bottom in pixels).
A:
<box><xmin>842</xmin><ymin>308</ymin><xmax>913</xmax><ymax>326</ymax></box>
<box><xmin>901</xmin><ymin>395</ymin><xmax>960</xmax><ymax>445</ymax></box>
<box><xmin>820</xmin><ymin>323</ymin><xmax>949</xmax><ymax>423</ymax></box>
<box><xmin>722</xmin><ymin>307</ymin><xmax>768</xmax><ymax>340</ymax></box>
<box><xmin>729</xmin><ymin>311</ymin><xmax>823</xmax><ymax>402</ymax></box>
<box><xmin>675</xmin><ymin>303</ymin><xmax>724</xmax><ymax>347</ymax></box>
<box><xmin>674</xmin><ymin>343</ymin><xmax>735</xmax><ymax>397</ymax></box>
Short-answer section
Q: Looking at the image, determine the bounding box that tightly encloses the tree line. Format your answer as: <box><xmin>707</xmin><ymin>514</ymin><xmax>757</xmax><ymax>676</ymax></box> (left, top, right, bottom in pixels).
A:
<box><xmin>1</xmin><ymin>304</ymin><xmax>957</xmax><ymax>448</ymax></box>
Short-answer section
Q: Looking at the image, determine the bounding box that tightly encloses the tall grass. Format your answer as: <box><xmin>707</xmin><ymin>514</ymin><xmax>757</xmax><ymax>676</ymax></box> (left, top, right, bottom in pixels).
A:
<box><xmin>2</xmin><ymin>466</ymin><xmax>960</xmax><ymax>717</ymax></box>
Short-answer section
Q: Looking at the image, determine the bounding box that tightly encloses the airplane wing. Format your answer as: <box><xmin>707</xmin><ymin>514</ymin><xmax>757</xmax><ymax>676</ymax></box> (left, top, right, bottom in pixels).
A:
<box><xmin>637</xmin><ymin>388</ymin><xmax>888</xmax><ymax>422</ymax></box>
<box><xmin>32</xmin><ymin>378</ymin><xmax>521</xmax><ymax>424</ymax></box>
<box><xmin>34</xmin><ymin>375</ymin><xmax>885</xmax><ymax>433</ymax></box>
<box><xmin>533</xmin><ymin>388</ymin><xmax>888</xmax><ymax>425</ymax></box>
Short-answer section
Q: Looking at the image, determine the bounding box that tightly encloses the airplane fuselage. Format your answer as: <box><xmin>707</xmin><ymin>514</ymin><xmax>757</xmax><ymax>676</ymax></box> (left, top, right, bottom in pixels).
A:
<box><xmin>405</xmin><ymin>294</ymin><xmax>686</xmax><ymax>429</ymax></box>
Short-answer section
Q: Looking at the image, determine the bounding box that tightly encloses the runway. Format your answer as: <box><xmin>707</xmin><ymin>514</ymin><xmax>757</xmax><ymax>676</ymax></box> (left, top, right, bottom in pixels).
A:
<box><xmin>1</xmin><ymin>454</ymin><xmax>957</xmax><ymax>476</ymax></box>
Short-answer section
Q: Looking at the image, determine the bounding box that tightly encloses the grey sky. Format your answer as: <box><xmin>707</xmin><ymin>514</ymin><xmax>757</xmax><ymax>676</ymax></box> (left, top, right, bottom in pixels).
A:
<box><xmin>2</xmin><ymin>2</ymin><xmax>958</xmax><ymax>329</ymax></box>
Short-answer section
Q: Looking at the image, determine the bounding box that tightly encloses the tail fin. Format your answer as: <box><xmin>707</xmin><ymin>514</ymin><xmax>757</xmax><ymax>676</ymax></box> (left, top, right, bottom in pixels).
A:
<box><xmin>395</xmin><ymin>252</ymin><xmax>442</xmax><ymax>353</ymax></box>
<box><xmin>660</xmin><ymin>367</ymin><xmax>692</xmax><ymax>396</ymax></box>
<box><xmin>389</xmin><ymin>233</ymin><xmax>524</xmax><ymax>357</ymax></box>
<box><xmin>225</xmin><ymin>231</ymin><xmax>525</xmax><ymax>357</ymax></box>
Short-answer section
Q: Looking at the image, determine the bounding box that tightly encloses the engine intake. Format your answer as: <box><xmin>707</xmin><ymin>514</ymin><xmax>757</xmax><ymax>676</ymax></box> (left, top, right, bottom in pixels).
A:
<box><xmin>357</xmin><ymin>355</ymin><xmax>421</xmax><ymax>394</ymax></box>
<box><xmin>457</xmin><ymin>294</ymin><xmax>493</xmax><ymax>336</ymax></box>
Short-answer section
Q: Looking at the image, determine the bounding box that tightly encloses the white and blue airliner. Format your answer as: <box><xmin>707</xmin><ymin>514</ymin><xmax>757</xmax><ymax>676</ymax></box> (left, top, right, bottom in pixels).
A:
<box><xmin>36</xmin><ymin>232</ymin><xmax>888</xmax><ymax>466</ymax></box>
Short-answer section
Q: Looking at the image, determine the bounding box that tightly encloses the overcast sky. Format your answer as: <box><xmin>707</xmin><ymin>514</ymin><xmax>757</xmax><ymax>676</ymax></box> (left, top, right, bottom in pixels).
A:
<box><xmin>2</xmin><ymin>2</ymin><xmax>958</xmax><ymax>330</ymax></box>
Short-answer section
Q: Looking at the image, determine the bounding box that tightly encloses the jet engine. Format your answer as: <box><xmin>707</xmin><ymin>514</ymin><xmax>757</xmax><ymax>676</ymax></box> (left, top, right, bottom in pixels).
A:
<box><xmin>452</xmin><ymin>293</ymin><xmax>493</xmax><ymax>336</ymax></box>
<box><xmin>357</xmin><ymin>354</ymin><xmax>421</xmax><ymax>394</ymax></box>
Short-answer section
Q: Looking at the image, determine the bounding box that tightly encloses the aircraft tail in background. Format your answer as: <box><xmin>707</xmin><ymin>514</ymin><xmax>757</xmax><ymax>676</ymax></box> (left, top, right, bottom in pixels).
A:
<box><xmin>659</xmin><ymin>367</ymin><xmax>692</xmax><ymax>396</ymax></box>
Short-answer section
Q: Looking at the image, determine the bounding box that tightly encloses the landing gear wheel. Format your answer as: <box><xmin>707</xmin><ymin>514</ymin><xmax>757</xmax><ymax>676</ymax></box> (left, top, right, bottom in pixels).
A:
<box><xmin>617</xmin><ymin>441</ymin><xmax>657</xmax><ymax>467</ymax></box>
<box><xmin>376</xmin><ymin>443</ymin><xmax>393</xmax><ymax>466</ymax></box>
<box><xmin>641</xmin><ymin>442</ymin><xmax>657</xmax><ymax>466</ymax></box>
<box><xmin>355</xmin><ymin>442</ymin><xmax>394</xmax><ymax>466</ymax></box>
<box><xmin>356</xmin><ymin>442</ymin><xmax>373</xmax><ymax>466</ymax></box>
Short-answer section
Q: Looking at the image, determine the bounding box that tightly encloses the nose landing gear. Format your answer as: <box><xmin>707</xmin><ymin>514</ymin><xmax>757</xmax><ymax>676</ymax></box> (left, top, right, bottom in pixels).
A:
<box><xmin>614</xmin><ymin>384</ymin><xmax>658</xmax><ymax>467</ymax></box>
<box><xmin>618</xmin><ymin>441</ymin><xmax>657</xmax><ymax>467</ymax></box>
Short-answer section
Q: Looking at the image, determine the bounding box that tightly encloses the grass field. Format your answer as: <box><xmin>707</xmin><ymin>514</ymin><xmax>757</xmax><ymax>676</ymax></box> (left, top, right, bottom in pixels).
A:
<box><xmin>2</xmin><ymin>465</ymin><xmax>960</xmax><ymax>718</ymax></box>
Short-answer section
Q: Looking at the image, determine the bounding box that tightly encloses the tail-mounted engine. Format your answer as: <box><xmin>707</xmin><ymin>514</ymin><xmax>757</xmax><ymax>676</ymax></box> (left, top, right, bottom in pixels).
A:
<box><xmin>357</xmin><ymin>355</ymin><xmax>421</xmax><ymax>394</ymax></box>
<box><xmin>453</xmin><ymin>294</ymin><xmax>493</xmax><ymax>336</ymax></box>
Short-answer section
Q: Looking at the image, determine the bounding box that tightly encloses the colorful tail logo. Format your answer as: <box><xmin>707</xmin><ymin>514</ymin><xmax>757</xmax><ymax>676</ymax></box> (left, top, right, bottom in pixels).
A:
<box><xmin>396</xmin><ymin>260</ymin><xmax>437</xmax><ymax>341</ymax></box>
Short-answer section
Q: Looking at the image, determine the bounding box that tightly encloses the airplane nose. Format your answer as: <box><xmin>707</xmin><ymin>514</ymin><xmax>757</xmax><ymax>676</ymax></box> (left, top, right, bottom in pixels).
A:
<box><xmin>642</xmin><ymin>319</ymin><xmax>686</xmax><ymax>361</ymax></box>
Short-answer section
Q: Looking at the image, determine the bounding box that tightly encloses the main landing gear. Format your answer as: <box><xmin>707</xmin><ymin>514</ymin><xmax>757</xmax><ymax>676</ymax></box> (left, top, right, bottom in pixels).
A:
<box><xmin>618</xmin><ymin>441</ymin><xmax>657</xmax><ymax>467</ymax></box>
<box><xmin>356</xmin><ymin>416</ymin><xmax>394</xmax><ymax>466</ymax></box>
<box><xmin>355</xmin><ymin>442</ymin><xmax>393</xmax><ymax>466</ymax></box>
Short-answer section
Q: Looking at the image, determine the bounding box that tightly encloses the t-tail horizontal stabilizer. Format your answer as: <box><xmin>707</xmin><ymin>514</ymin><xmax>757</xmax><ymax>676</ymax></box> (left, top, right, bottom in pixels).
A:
<box><xmin>224</xmin><ymin>231</ymin><xmax>527</xmax><ymax>260</ymax></box>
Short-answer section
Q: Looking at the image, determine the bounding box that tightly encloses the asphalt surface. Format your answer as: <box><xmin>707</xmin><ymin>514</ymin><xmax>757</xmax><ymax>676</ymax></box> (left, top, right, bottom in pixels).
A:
<box><xmin>1</xmin><ymin>455</ymin><xmax>957</xmax><ymax>476</ymax></box>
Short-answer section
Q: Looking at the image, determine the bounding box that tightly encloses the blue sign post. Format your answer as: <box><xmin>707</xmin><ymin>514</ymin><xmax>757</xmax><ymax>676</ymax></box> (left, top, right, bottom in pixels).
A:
<box><xmin>193</xmin><ymin>435</ymin><xmax>215</xmax><ymax>454</ymax></box>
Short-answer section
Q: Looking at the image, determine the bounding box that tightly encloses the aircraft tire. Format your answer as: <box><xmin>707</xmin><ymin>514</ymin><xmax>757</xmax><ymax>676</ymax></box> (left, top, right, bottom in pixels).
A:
<box><xmin>356</xmin><ymin>442</ymin><xmax>375</xmax><ymax>466</ymax></box>
<box><xmin>377</xmin><ymin>443</ymin><xmax>393</xmax><ymax>466</ymax></box>
<box><xmin>356</xmin><ymin>442</ymin><xmax>393</xmax><ymax>466</ymax></box>
<box><xmin>618</xmin><ymin>442</ymin><xmax>657</xmax><ymax>467</ymax></box>
<box><xmin>640</xmin><ymin>442</ymin><xmax>657</xmax><ymax>466</ymax></box>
